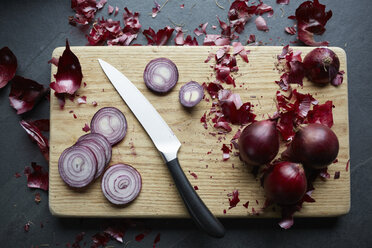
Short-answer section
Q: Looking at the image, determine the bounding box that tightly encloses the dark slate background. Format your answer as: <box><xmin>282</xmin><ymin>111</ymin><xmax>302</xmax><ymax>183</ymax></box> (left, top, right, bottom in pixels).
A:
<box><xmin>0</xmin><ymin>0</ymin><xmax>371</xmax><ymax>247</ymax></box>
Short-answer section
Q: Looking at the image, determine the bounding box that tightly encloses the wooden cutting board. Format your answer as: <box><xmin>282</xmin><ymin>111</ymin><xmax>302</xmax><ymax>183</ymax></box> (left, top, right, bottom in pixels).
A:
<box><xmin>49</xmin><ymin>46</ymin><xmax>350</xmax><ymax>218</ymax></box>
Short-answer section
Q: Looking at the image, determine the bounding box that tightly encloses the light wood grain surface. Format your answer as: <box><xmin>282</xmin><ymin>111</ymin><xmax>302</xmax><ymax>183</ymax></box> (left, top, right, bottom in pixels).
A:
<box><xmin>49</xmin><ymin>46</ymin><xmax>350</xmax><ymax>218</ymax></box>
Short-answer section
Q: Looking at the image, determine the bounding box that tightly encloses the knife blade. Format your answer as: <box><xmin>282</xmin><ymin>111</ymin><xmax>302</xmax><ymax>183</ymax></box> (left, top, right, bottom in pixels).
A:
<box><xmin>98</xmin><ymin>59</ymin><xmax>225</xmax><ymax>238</ymax></box>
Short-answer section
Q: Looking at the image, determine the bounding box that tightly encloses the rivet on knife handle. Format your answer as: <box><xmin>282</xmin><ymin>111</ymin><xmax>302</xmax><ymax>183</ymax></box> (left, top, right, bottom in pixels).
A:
<box><xmin>166</xmin><ymin>158</ymin><xmax>225</xmax><ymax>238</ymax></box>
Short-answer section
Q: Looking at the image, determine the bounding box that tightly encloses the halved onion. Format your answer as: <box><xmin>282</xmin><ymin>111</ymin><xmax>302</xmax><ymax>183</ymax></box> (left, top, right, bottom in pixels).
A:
<box><xmin>78</xmin><ymin>133</ymin><xmax>112</xmax><ymax>165</ymax></box>
<box><xmin>179</xmin><ymin>81</ymin><xmax>204</xmax><ymax>107</ymax></box>
<box><xmin>58</xmin><ymin>145</ymin><xmax>97</xmax><ymax>188</ymax></box>
<box><xmin>101</xmin><ymin>163</ymin><xmax>142</xmax><ymax>205</ymax></box>
<box><xmin>90</xmin><ymin>107</ymin><xmax>127</xmax><ymax>145</ymax></box>
<box><xmin>143</xmin><ymin>58</ymin><xmax>179</xmax><ymax>93</ymax></box>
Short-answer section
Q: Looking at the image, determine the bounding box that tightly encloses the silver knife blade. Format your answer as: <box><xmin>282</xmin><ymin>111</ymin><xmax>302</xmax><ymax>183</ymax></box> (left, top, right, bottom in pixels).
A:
<box><xmin>98</xmin><ymin>59</ymin><xmax>181</xmax><ymax>162</ymax></box>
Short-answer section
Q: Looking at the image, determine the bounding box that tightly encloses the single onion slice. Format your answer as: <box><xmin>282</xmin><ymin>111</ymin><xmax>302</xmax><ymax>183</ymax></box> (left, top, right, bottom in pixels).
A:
<box><xmin>101</xmin><ymin>163</ymin><xmax>142</xmax><ymax>205</ymax></box>
<box><xmin>179</xmin><ymin>81</ymin><xmax>204</xmax><ymax>107</ymax></box>
<box><xmin>78</xmin><ymin>133</ymin><xmax>112</xmax><ymax>165</ymax></box>
<box><xmin>76</xmin><ymin>139</ymin><xmax>107</xmax><ymax>179</ymax></box>
<box><xmin>264</xmin><ymin>161</ymin><xmax>307</xmax><ymax>205</ymax></box>
<box><xmin>0</xmin><ymin>47</ymin><xmax>17</xmax><ymax>88</ymax></box>
<box><xmin>143</xmin><ymin>58</ymin><xmax>179</xmax><ymax>93</ymax></box>
<box><xmin>58</xmin><ymin>145</ymin><xmax>97</xmax><ymax>188</ymax></box>
<box><xmin>90</xmin><ymin>107</ymin><xmax>127</xmax><ymax>145</ymax></box>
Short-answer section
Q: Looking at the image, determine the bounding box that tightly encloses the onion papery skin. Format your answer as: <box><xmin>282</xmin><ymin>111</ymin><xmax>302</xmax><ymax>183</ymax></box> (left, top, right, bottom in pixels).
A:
<box><xmin>291</xmin><ymin>123</ymin><xmax>339</xmax><ymax>169</ymax></box>
<box><xmin>90</xmin><ymin>107</ymin><xmax>127</xmax><ymax>145</ymax></box>
<box><xmin>101</xmin><ymin>163</ymin><xmax>142</xmax><ymax>205</ymax></box>
<box><xmin>143</xmin><ymin>58</ymin><xmax>179</xmax><ymax>93</ymax></box>
<box><xmin>264</xmin><ymin>161</ymin><xmax>307</xmax><ymax>205</ymax></box>
<box><xmin>238</xmin><ymin>120</ymin><xmax>280</xmax><ymax>166</ymax></box>
<box><xmin>78</xmin><ymin>133</ymin><xmax>112</xmax><ymax>165</ymax></box>
<box><xmin>179</xmin><ymin>81</ymin><xmax>204</xmax><ymax>107</ymax></box>
<box><xmin>58</xmin><ymin>145</ymin><xmax>97</xmax><ymax>188</ymax></box>
<box><xmin>303</xmin><ymin>48</ymin><xmax>340</xmax><ymax>84</ymax></box>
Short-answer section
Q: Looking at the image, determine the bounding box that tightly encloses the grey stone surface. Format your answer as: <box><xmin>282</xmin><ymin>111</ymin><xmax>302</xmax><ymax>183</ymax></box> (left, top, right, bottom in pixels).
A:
<box><xmin>0</xmin><ymin>0</ymin><xmax>371</xmax><ymax>247</ymax></box>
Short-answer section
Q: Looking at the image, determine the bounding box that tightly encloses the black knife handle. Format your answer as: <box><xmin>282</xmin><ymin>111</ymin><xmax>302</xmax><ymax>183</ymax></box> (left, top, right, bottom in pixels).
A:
<box><xmin>166</xmin><ymin>158</ymin><xmax>225</xmax><ymax>238</ymax></box>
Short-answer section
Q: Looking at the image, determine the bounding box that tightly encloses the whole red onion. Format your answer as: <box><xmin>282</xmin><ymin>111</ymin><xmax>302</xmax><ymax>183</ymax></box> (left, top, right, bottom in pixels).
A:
<box><xmin>291</xmin><ymin>123</ymin><xmax>339</xmax><ymax>169</ymax></box>
<box><xmin>264</xmin><ymin>161</ymin><xmax>307</xmax><ymax>205</ymax></box>
<box><xmin>238</xmin><ymin>120</ymin><xmax>279</xmax><ymax>166</ymax></box>
<box><xmin>303</xmin><ymin>48</ymin><xmax>340</xmax><ymax>84</ymax></box>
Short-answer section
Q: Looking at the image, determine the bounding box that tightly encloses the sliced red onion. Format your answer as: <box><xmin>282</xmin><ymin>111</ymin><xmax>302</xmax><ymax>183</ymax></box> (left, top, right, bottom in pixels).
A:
<box><xmin>76</xmin><ymin>139</ymin><xmax>106</xmax><ymax>179</ymax></box>
<box><xmin>143</xmin><ymin>58</ymin><xmax>178</xmax><ymax>93</ymax></box>
<box><xmin>101</xmin><ymin>163</ymin><xmax>142</xmax><ymax>205</ymax></box>
<box><xmin>78</xmin><ymin>133</ymin><xmax>112</xmax><ymax>165</ymax></box>
<box><xmin>90</xmin><ymin>107</ymin><xmax>127</xmax><ymax>145</ymax></box>
<box><xmin>58</xmin><ymin>145</ymin><xmax>97</xmax><ymax>188</ymax></box>
<box><xmin>179</xmin><ymin>81</ymin><xmax>204</xmax><ymax>107</ymax></box>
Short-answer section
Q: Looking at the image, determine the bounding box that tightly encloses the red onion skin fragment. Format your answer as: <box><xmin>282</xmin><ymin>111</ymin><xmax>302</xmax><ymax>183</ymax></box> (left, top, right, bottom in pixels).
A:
<box><xmin>255</xmin><ymin>16</ymin><xmax>269</xmax><ymax>31</ymax></box>
<box><xmin>50</xmin><ymin>40</ymin><xmax>82</xmax><ymax>95</ymax></box>
<box><xmin>303</xmin><ymin>48</ymin><xmax>340</xmax><ymax>84</ymax></box>
<box><xmin>90</xmin><ymin>107</ymin><xmax>127</xmax><ymax>145</ymax></box>
<box><xmin>104</xmin><ymin>227</ymin><xmax>124</xmax><ymax>243</ymax></box>
<box><xmin>290</xmin><ymin>123</ymin><xmax>339</xmax><ymax>169</ymax></box>
<box><xmin>9</xmin><ymin>76</ymin><xmax>47</xmax><ymax>114</ymax></box>
<box><xmin>307</xmin><ymin>100</ymin><xmax>334</xmax><ymax>128</ymax></box>
<box><xmin>238</xmin><ymin>120</ymin><xmax>280</xmax><ymax>166</ymax></box>
<box><xmin>277</xmin><ymin>0</ymin><xmax>289</xmax><ymax>4</ymax></box>
<box><xmin>20</xmin><ymin>120</ymin><xmax>49</xmax><ymax>161</ymax></box>
<box><xmin>290</xmin><ymin>0</ymin><xmax>332</xmax><ymax>46</ymax></box>
<box><xmin>264</xmin><ymin>162</ymin><xmax>307</xmax><ymax>205</ymax></box>
<box><xmin>144</xmin><ymin>58</ymin><xmax>179</xmax><ymax>93</ymax></box>
<box><xmin>143</xmin><ymin>26</ymin><xmax>174</xmax><ymax>45</ymax></box>
<box><xmin>24</xmin><ymin>162</ymin><xmax>49</xmax><ymax>191</ymax></box>
<box><xmin>0</xmin><ymin>46</ymin><xmax>17</xmax><ymax>88</ymax></box>
<box><xmin>153</xmin><ymin>233</ymin><xmax>161</xmax><ymax>247</ymax></box>
<box><xmin>179</xmin><ymin>81</ymin><xmax>204</xmax><ymax>107</ymax></box>
<box><xmin>228</xmin><ymin>189</ymin><xmax>240</xmax><ymax>209</ymax></box>
<box><xmin>58</xmin><ymin>145</ymin><xmax>97</xmax><ymax>188</ymax></box>
<box><xmin>101</xmin><ymin>163</ymin><xmax>142</xmax><ymax>205</ymax></box>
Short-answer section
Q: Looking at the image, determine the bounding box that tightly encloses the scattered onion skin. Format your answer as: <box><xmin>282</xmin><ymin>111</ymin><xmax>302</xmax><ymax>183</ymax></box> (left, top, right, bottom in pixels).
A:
<box><xmin>143</xmin><ymin>58</ymin><xmax>179</xmax><ymax>93</ymax></box>
<box><xmin>291</xmin><ymin>123</ymin><xmax>339</xmax><ymax>169</ymax></box>
<box><xmin>238</xmin><ymin>120</ymin><xmax>279</xmax><ymax>166</ymax></box>
<box><xmin>264</xmin><ymin>161</ymin><xmax>307</xmax><ymax>205</ymax></box>
<box><xmin>303</xmin><ymin>48</ymin><xmax>340</xmax><ymax>84</ymax></box>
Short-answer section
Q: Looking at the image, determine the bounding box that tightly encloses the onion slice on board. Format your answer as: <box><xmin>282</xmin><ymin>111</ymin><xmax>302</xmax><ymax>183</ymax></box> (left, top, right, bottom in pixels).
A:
<box><xmin>143</xmin><ymin>58</ymin><xmax>179</xmax><ymax>93</ymax></box>
<box><xmin>101</xmin><ymin>163</ymin><xmax>142</xmax><ymax>205</ymax></box>
<box><xmin>58</xmin><ymin>145</ymin><xmax>97</xmax><ymax>188</ymax></box>
<box><xmin>78</xmin><ymin>133</ymin><xmax>112</xmax><ymax>165</ymax></box>
<box><xmin>76</xmin><ymin>139</ymin><xmax>107</xmax><ymax>179</ymax></box>
<box><xmin>179</xmin><ymin>81</ymin><xmax>204</xmax><ymax>107</ymax></box>
<box><xmin>90</xmin><ymin>107</ymin><xmax>127</xmax><ymax>145</ymax></box>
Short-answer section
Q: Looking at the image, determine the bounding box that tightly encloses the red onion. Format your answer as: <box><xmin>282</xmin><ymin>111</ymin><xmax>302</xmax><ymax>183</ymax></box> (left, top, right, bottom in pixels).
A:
<box><xmin>76</xmin><ymin>139</ymin><xmax>107</xmax><ymax>179</ymax></box>
<box><xmin>101</xmin><ymin>163</ymin><xmax>142</xmax><ymax>205</ymax></box>
<box><xmin>58</xmin><ymin>145</ymin><xmax>97</xmax><ymax>188</ymax></box>
<box><xmin>143</xmin><ymin>58</ymin><xmax>178</xmax><ymax>93</ymax></box>
<box><xmin>303</xmin><ymin>48</ymin><xmax>340</xmax><ymax>85</ymax></box>
<box><xmin>0</xmin><ymin>46</ymin><xmax>17</xmax><ymax>88</ymax></box>
<box><xmin>290</xmin><ymin>123</ymin><xmax>339</xmax><ymax>169</ymax></box>
<box><xmin>179</xmin><ymin>81</ymin><xmax>204</xmax><ymax>107</ymax></box>
<box><xmin>78</xmin><ymin>133</ymin><xmax>112</xmax><ymax>165</ymax></box>
<box><xmin>264</xmin><ymin>161</ymin><xmax>307</xmax><ymax>205</ymax></box>
<box><xmin>238</xmin><ymin>120</ymin><xmax>279</xmax><ymax>166</ymax></box>
<box><xmin>90</xmin><ymin>107</ymin><xmax>127</xmax><ymax>145</ymax></box>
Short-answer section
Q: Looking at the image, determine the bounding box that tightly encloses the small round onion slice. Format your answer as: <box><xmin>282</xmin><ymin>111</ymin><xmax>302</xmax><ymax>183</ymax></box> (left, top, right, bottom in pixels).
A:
<box><xmin>143</xmin><ymin>58</ymin><xmax>179</xmax><ymax>93</ymax></box>
<box><xmin>76</xmin><ymin>139</ymin><xmax>107</xmax><ymax>179</ymax></box>
<box><xmin>101</xmin><ymin>163</ymin><xmax>142</xmax><ymax>205</ymax></box>
<box><xmin>179</xmin><ymin>81</ymin><xmax>204</xmax><ymax>107</ymax></box>
<box><xmin>58</xmin><ymin>145</ymin><xmax>97</xmax><ymax>188</ymax></box>
<box><xmin>78</xmin><ymin>133</ymin><xmax>112</xmax><ymax>165</ymax></box>
<box><xmin>90</xmin><ymin>107</ymin><xmax>127</xmax><ymax>145</ymax></box>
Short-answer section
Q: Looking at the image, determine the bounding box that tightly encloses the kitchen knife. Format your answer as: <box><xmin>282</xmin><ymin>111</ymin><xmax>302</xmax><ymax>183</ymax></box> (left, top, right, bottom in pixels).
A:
<box><xmin>98</xmin><ymin>59</ymin><xmax>225</xmax><ymax>238</ymax></box>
